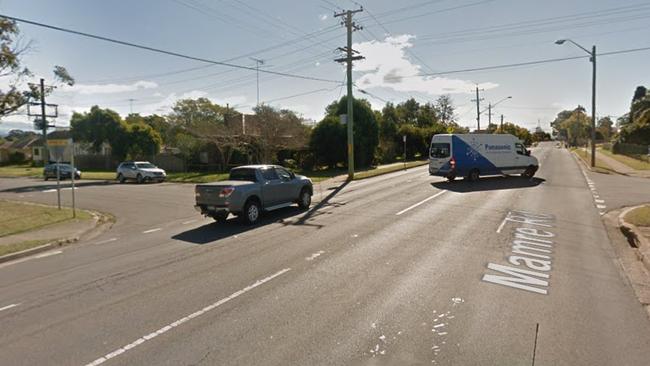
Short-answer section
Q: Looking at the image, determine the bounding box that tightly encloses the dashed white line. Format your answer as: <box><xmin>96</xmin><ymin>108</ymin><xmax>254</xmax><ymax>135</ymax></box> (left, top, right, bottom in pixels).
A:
<box><xmin>0</xmin><ymin>303</ymin><xmax>21</xmax><ymax>312</ymax></box>
<box><xmin>396</xmin><ymin>190</ymin><xmax>446</xmax><ymax>216</ymax></box>
<box><xmin>34</xmin><ymin>250</ymin><xmax>62</xmax><ymax>259</ymax></box>
<box><xmin>83</xmin><ymin>268</ymin><xmax>291</xmax><ymax>366</ymax></box>
<box><xmin>596</xmin><ymin>204</ymin><xmax>607</xmax><ymax>209</ymax></box>
<box><xmin>594</xmin><ymin>199</ymin><xmax>605</xmax><ymax>204</ymax></box>
<box><xmin>306</xmin><ymin>251</ymin><xmax>325</xmax><ymax>261</ymax></box>
<box><xmin>142</xmin><ymin>228</ymin><xmax>161</xmax><ymax>234</ymax></box>
<box><xmin>496</xmin><ymin>215</ymin><xmax>508</xmax><ymax>233</ymax></box>
<box><xmin>182</xmin><ymin>219</ymin><xmax>197</xmax><ymax>225</ymax></box>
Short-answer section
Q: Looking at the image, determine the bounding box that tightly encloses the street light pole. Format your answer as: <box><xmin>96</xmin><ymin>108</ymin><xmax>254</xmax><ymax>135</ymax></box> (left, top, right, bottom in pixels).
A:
<box><xmin>556</xmin><ymin>39</ymin><xmax>596</xmax><ymax>168</ymax></box>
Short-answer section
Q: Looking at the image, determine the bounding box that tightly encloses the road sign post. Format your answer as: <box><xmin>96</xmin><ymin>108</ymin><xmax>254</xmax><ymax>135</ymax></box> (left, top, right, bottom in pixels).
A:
<box><xmin>47</xmin><ymin>139</ymin><xmax>75</xmax><ymax>213</ymax></box>
<box><xmin>403</xmin><ymin>135</ymin><xmax>407</xmax><ymax>170</ymax></box>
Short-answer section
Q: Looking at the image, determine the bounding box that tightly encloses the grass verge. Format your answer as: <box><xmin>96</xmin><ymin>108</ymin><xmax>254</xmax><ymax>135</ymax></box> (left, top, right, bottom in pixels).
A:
<box><xmin>0</xmin><ymin>239</ymin><xmax>53</xmax><ymax>257</ymax></box>
<box><xmin>0</xmin><ymin>164</ymin><xmax>41</xmax><ymax>177</ymax></box>
<box><xmin>625</xmin><ymin>205</ymin><xmax>650</xmax><ymax>227</ymax></box>
<box><xmin>0</xmin><ymin>200</ymin><xmax>91</xmax><ymax>237</ymax></box>
<box><xmin>598</xmin><ymin>149</ymin><xmax>650</xmax><ymax>170</ymax></box>
<box><xmin>572</xmin><ymin>148</ymin><xmax>614</xmax><ymax>174</ymax></box>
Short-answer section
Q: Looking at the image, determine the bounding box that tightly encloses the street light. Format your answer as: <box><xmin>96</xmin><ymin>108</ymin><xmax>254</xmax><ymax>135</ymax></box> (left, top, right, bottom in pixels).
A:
<box><xmin>556</xmin><ymin>38</ymin><xmax>596</xmax><ymax>168</ymax></box>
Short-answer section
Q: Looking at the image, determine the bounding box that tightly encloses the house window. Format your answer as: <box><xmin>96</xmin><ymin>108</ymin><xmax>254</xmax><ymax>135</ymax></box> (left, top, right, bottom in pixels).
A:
<box><xmin>34</xmin><ymin>148</ymin><xmax>40</xmax><ymax>156</ymax></box>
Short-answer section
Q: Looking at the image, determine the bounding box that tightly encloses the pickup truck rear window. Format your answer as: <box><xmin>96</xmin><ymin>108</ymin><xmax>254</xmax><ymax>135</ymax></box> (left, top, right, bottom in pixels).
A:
<box><xmin>430</xmin><ymin>143</ymin><xmax>451</xmax><ymax>158</ymax></box>
<box><xmin>229</xmin><ymin>168</ymin><xmax>258</xmax><ymax>182</ymax></box>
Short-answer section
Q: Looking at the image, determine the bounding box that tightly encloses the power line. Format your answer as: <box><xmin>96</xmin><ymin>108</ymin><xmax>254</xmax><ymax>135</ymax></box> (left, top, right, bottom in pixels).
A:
<box><xmin>0</xmin><ymin>14</ymin><xmax>341</xmax><ymax>84</ymax></box>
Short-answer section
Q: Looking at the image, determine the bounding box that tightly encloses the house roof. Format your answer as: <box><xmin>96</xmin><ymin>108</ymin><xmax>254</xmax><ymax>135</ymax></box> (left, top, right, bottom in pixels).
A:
<box><xmin>0</xmin><ymin>136</ymin><xmax>41</xmax><ymax>150</ymax></box>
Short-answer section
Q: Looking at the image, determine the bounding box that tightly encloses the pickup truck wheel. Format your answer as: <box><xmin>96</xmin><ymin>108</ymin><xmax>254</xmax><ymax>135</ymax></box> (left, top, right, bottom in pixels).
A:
<box><xmin>467</xmin><ymin>169</ymin><xmax>480</xmax><ymax>182</ymax></box>
<box><xmin>136</xmin><ymin>174</ymin><xmax>144</xmax><ymax>184</ymax></box>
<box><xmin>117</xmin><ymin>173</ymin><xmax>125</xmax><ymax>183</ymax></box>
<box><xmin>242</xmin><ymin>200</ymin><xmax>260</xmax><ymax>225</ymax></box>
<box><xmin>212</xmin><ymin>212</ymin><xmax>229</xmax><ymax>223</ymax></box>
<box><xmin>298</xmin><ymin>189</ymin><xmax>311</xmax><ymax>209</ymax></box>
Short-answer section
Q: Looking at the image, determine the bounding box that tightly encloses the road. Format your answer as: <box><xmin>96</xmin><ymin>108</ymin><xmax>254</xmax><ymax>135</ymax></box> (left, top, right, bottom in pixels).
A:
<box><xmin>1</xmin><ymin>141</ymin><xmax>649</xmax><ymax>365</ymax></box>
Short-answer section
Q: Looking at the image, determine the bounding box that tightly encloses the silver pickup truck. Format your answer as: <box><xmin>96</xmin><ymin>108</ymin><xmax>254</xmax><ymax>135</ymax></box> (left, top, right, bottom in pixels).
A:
<box><xmin>194</xmin><ymin>165</ymin><xmax>313</xmax><ymax>224</ymax></box>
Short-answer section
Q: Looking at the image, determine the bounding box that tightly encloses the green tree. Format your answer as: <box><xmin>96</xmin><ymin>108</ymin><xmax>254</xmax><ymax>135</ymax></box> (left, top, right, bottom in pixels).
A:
<box><xmin>253</xmin><ymin>104</ymin><xmax>309</xmax><ymax>163</ymax></box>
<box><xmin>597</xmin><ymin>116</ymin><xmax>614</xmax><ymax>141</ymax></box>
<box><xmin>125</xmin><ymin>123</ymin><xmax>162</xmax><ymax>158</ymax></box>
<box><xmin>166</xmin><ymin>98</ymin><xmax>229</xmax><ymax>136</ymax></box>
<box><xmin>71</xmin><ymin>106</ymin><xmax>126</xmax><ymax>156</ymax></box>
<box><xmin>325</xmin><ymin>97</ymin><xmax>379</xmax><ymax>168</ymax></box>
<box><xmin>0</xmin><ymin>19</ymin><xmax>74</xmax><ymax>119</ymax></box>
<box><xmin>309</xmin><ymin>115</ymin><xmax>345</xmax><ymax>168</ymax></box>
<box><xmin>435</xmin><ymin>95</ymin><xmax>456</xmax><ymax>125</ymax></box>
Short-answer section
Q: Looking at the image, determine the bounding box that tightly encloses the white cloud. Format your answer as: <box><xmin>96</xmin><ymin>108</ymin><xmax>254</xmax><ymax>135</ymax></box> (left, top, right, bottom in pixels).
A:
<box><xmin>353</xmin><ymin>35</ymin><xmax>498</xmax><ymax>95</ymax></box>
<box><xmin>63</xmin><ymin>80</ymin><xmax>158</xmax><ymax>95</ymax></box>
<box><xmin>319</xmin><ymin>14</ymin><xmax>328</xmax><ymax>21</ymax></box>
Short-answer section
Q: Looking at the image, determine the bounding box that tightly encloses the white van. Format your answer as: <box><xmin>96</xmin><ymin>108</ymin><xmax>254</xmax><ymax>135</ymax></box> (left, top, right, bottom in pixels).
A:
<box><xmin>429</xmin><ymin>134</ymin><xmax>538</xmax><ymax>181</ymax></box>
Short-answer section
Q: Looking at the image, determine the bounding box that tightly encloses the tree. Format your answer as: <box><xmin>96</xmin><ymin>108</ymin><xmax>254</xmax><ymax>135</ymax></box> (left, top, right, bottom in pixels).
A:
<box><xmin>435</xmin><ymin>95</ymin><xmax>456</xmax><ymax>125</ymax></box>
<box><xmin>396</xmin><ymin>98</ymin><xmax>420</xmax><ymax>125</ymax></box>
<box><xmin>309</xmin><ymin>115</ymin><xmax>346</xmax><ymax>168</ymax></box>
<box><xmin>497</xmin><ymin>122</ymin><xmax>533</xmax><ymax>145</ymax></box>
<box><xmin>325</xmin><ymin>97</ymin><xmax>379</xmax><ymax>168</ymax></box>
<box><xmin>124</xmin><ymin>123</ymin><xmax>162</xmax><ymax>158</ymax></box>
<box><xmin>166</xmin><ymin>98</ymin><xmax>229</xmax><ymax>136</ymax></box>
<box><xmin>597</xmin><ymin>116</ymin><xmax>614</xmax><ymax>141</ymax></box>
<box><xmin>416</xmin><ymin>102</ymin><xmax>439</xmax><ymax>128</ymax></box>
<box><xmin>253</xmin><ymin>104</ymin><xmax>309</xmax><ymax>163</ymax></box>
<box><xmin>0</xmin><ymin>19</ymin><xmax>74</xmax><ymax>119</ymax></box>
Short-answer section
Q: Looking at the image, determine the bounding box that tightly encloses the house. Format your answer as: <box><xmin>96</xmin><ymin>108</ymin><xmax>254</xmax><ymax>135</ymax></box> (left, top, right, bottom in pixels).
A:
<box><xmin>0</xmin><ymin>135</ymin><xmax>41</xmax><ymax>163</ymax></box>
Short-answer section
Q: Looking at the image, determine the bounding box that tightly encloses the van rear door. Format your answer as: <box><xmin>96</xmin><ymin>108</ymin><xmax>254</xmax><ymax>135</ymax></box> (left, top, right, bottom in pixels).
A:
<box><xmin>429</xmin><ymin>136</ymin><xmax>452</xmax><ymax>176</ymax></box>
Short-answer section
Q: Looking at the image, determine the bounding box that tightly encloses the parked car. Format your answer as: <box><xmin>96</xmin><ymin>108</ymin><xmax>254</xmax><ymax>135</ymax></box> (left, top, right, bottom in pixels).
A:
<box><xmin>116</xmin><ymin>161</ymin><xmax>166</xmax><ymax>183</ymax></box>
<box><xmin>44</xmin><ymin>163</ymin><xmax>81</xmax><ymax>181</ymax></box>
<box><xmin>195</xmin><ymin>165</ymin><xmax>313</xmax><ymax>224</ymax></box>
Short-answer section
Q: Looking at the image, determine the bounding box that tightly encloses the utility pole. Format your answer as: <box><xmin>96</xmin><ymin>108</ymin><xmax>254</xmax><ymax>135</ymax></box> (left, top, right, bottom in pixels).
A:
<box><xmin>251</xmin><ymin>57</ymin><xmax>264</xmax><ymax>106</ymax></box>
<box><xmin>500</xmin><ymin>114</ymin><xmax>504</xmax><ymax>133</ymax></box>
<box><xmin>128</xmin><ymin>98</ymin><xmax>136</xmax><ymax>114</ymax></box>
<box><xmin>40</xmin><ymin>79</ymin><xmax>49</xmax><ymax>163</ymax></box>
<box><xmin>470</xmin><ymin>85</ymin><xmax>484</xmax><ymax>132</ymax></box>
<box><xmin>488</xmin><ymin>103</ymin><xmax>492</xmax><ymax>127</ymax></box>
<box><xmin>590</xmin><ymin>45</ymin><xmax>596</xmax><ymax>168</ymax></box>
<box><xmin>335</xmin><ymin>7</ymin><xmax>364</xmax><ymax>180</ymax></box>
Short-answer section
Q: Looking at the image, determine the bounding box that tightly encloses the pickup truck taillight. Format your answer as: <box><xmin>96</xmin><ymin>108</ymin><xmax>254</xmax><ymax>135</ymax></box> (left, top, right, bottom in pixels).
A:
<box><xmin>219</xmin><ymin>187</ymin><xmax>235</xmax><ymax>197</ymax></box>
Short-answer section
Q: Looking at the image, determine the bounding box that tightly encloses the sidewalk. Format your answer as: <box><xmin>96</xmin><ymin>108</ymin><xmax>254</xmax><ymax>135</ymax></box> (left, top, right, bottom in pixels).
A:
<box><xmin>595</xmin><ymin>150</ymin><xmax>650</xmax><ymax>178</ymax></box>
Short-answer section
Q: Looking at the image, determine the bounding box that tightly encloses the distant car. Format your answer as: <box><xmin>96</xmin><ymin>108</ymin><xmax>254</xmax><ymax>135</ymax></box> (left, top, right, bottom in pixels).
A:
<box><xmin>116</xmin><ymin>161</ymin><xmax>166</xmax><ymax>184</ymax></box>
<box><xmin>44</xmin><ymin>163</ymin><xmax>81</xmax><ymax>181</ymax></box>
<box><xmin>194</xmin><ymin>165</ymin><xmax>313</xmax><ymax>224</ymax></box>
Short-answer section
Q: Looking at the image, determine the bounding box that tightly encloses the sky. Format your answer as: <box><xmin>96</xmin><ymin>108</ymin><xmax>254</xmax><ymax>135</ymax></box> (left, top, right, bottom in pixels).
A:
<box><xmin>0</xmin><ymin>0</ymin><xmax>649</xmax><ymax>135</ymax></box>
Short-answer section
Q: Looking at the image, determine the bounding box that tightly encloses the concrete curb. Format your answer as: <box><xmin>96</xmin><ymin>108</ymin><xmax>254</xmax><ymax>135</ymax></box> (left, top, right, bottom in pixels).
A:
<box><xmin>0</xmin><ymin>210</ymin><xmax>114</xmax><ymax>264</ymax></box>
<box><xmin>618</xmin><ymin>205</ymin><xmax>650</xmax><ymax>273</ymax></box>
<box><xmin>571</xmin><ymin>150</ymin><xmax>614</xmax><ymax>175</ymax></box>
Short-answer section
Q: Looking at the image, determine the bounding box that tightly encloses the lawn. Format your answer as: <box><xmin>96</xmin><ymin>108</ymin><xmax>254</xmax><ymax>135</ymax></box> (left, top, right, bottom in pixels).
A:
<box><xmin>572</xmin><ymin>148</ymin><xmax>614</xmax><ymax>174</ymax></box>
<box><xmin>0</xmin><ymin>164</ymin><xmax>41</xmax><ymax>177</ymax></box>
<box><xmin>0</xmin><ymin>200</ymin><xmax>90</xmax><ymax>237</ymax></box>
<box><xmin>166</xmin><ymin>172</ymin><xmax>230</xmax><ymax>183</ymax></box>
<box><xmin>0</xmin><ymin>239</ymin><xmax>52</xmax><ymax>257</ymax></box>
<box><xmin>598</xmin><ymin>149</ymin><xmax>650</xmax><ymax>170</ymax></box>
<box><xmin>625</xmin><ymin>205</ymin><xmax>650</xmax><ymax>227</ymax></box>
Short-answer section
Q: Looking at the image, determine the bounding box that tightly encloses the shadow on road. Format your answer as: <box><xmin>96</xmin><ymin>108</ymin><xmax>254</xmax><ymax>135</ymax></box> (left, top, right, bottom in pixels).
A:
<box><xmin>431</xmin><ymin>176</ymin><xmax>545</xmax><ymax>193</ymax></box>
<box><xmin>0</xmin><ymin>180</ymin><xmax>116</xmax><ymax>193</ymax></box>
<box><xmin>172</xmin><ymin>180</ymin><xmax>351</xmax><ymax>245</ymax></box>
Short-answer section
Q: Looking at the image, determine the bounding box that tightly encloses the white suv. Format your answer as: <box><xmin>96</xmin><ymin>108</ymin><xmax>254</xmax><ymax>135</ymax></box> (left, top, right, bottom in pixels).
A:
<box><xmin>116</xmin><ymin>161</ymin><xmax>166</xmax><ymax>184</ymax></box>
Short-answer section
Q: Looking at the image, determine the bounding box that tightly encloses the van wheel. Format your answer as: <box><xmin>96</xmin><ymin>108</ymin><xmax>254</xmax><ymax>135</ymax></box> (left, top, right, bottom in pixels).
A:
<box><xmin>467</xmin><ymin>169</ymin><xmax>480</xmax><ymax>182</ymax></box>
<box><xmin>446</xmin><ymin>175</ymin><xmax>456</xmax><ymax>182</ymax></box>
<box><xmin>242</xmin><ymin>199</ymin><xmax>261</xmax><ymax>225</ymax></box>
<box><xmin>522</xmin><ymin>166</ymin><xmax>536</xmax><ymax>178</ymax></box>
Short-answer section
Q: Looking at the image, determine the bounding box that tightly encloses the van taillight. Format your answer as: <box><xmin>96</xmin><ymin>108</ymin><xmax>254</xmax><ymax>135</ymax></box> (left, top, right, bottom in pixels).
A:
<box><xmin>450</xmin><ymin>157</ymin><xmax>456</xmax><ymax>167</ymax></box>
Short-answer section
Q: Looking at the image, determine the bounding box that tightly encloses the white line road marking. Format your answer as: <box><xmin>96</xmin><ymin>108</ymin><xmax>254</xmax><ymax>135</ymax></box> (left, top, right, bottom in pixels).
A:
<box><xmin>496</xmin><ymin>215</ymin><xmax>508</xmax><ymax>233</ymax></box>
<box><xmin>142</xmin><ymin>228</ymin><xmax>161</xmax><ymax>234</ymax></box>
<box><xmin>182</xmin><ymin>219</ymin><xmax>197</xmax><ymax>225</ymax></box>
<box><xmin>83</xmin><ymin>268</ymin><xmax>291</xmax><ymax>366</ymax></box>
<box><xmin>34</xmin><ymin>250</ymin><xmax>62</xmax><ymax>259</ymax></box>
<box><xmin>0</xmin><ymin>303</ymin><xmax>21</xmax><ymax>312</ymax></box>
<box><xmin>596</xmin><ymin>204</ymin><xmax>607</xmax><ymax>209</ymax></box>
<box><xmin>94</xmin><ymin>238</ymin><xmax>117</xmax><ymax>245</ymax></box>
<box><xmin>306</xmin><ymin>251</ymin><xmax>325</xmax><ymax>261</ymax></box>
<box><xmin>42</xmin><ymin>189</ymin><xmax>57</xmax><ymax>193</ymax></box>
<box><xmin>594</xmin><ymin>199</ymin><xmax>605</xmax><ymax>203</ymax></box>
<box><xmin>396</xmin><ymin>190</ymin><xmax>446</xmax><ymax>216</ymax></box>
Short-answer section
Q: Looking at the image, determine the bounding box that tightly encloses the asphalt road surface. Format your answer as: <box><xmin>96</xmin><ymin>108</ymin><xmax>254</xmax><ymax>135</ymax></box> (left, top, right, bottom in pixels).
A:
<box><xmin>1</xmin><ymin>141</ymin><xmax>649</xmax><ymax>365</ymax></box>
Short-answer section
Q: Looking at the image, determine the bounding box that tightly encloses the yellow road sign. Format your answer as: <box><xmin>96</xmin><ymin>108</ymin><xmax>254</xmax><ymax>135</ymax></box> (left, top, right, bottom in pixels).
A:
<box><xmin>47</xmin><ymin>139</ymin><xmax>69</xmax><ymax>147</ymax></box>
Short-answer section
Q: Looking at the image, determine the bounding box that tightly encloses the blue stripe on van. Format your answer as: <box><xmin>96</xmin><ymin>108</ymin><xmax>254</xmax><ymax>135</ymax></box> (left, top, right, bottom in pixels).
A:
<box><xmin>451</xmin><ymin>135</ymin><xmax>501</xmax><ymax>176</ymax></box>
